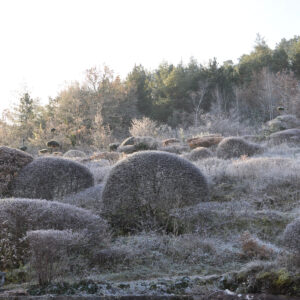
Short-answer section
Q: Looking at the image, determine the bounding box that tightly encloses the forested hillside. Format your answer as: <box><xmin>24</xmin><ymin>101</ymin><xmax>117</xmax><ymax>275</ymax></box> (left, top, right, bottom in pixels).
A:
<box><xmin>1</xmin><ymin>35</ymin><xmax>300</xmax><ymax>152</ymax></box>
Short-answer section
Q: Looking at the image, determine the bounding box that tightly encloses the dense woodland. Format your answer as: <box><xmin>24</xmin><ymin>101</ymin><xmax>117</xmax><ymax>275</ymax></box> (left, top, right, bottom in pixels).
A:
<box><xmin>1</xmin><ymin>35</ymin><xmax>300</xmax><ymax>152</ymax></box>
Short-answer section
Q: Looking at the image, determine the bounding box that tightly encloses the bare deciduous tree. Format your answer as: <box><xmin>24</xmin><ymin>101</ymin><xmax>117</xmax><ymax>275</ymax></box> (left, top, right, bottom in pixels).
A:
<box><xmin>190</xmin><ymin>80</ymin><xmax>209</xmax><ymax>127</ymax></box>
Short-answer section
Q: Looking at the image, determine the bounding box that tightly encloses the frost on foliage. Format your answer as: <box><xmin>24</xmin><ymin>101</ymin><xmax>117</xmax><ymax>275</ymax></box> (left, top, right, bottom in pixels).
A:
<box><xmin>129</xmin><ymin>117</ymin><xmax>159</xmax><ymax>138</ymax></box>
<box><xmin>283</xmin><ymin>218</ymin><xmax>300</xmax><ymax>253</ymax></box>
<box><xmin>101</xmin><ymin>150</ymin><xmax>209</xmax><ymax>233</ymax></box>
<box><xmin>63</xmin><ymin>149</ymin><xmax>86</xmax><ymax>158</ymax></box>
<box><xmin>265</xmin><ymin>114</ymin><xmax>300</xmax><ymax>134</ymax></box>
<box><xmin>269</xmin><ymin>128</ymin><xmax>300</xmax><ymax>145</ymax></box>
<box><xmin>26</xmin><ymin>229</ymin><xmax>86</xmax><ymax>285</ymax></box>
<box><xmin>0</xmin><ymin>198</ymin><xmax>109</xmax><ymax>269</ymax></box>
<box><xmin>84</xmin><ymin>160</ymin><xmax>111</xmax><ymax>184</ymax></box>
<box><xmin>184</xmin><ymin>147</ymin><xmax>213</xmax><ymax>161</ymax></box>
<box><xmin>158</xmin><ymin>144</ymin><xmax>189</xmax><ymax>154</ymax></box>
<box><xmin>11</xmin><ymin>157</ymin><xmax>94</xmax><ymax>200</ymax></box>
<box><xmin>62</xmin><ymin>184</ymin><xmax>103</xmax><ymax>211</ymax></box>
<box><xmin>217</xmin><ymin>137</ymin><xmax>263</xmax><ymax>159</ymax></box>
<box><xmin>0</xmin><ymin>146</ymin><xmax>33</xmax><ymax>196</ymax></box>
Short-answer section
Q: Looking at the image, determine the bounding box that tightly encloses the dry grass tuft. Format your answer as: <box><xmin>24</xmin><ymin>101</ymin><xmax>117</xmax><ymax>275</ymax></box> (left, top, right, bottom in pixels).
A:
<box><xmin>240</xmin><ymin>232</ymin><xmax>275</xmax><ymax>260</ymax></box>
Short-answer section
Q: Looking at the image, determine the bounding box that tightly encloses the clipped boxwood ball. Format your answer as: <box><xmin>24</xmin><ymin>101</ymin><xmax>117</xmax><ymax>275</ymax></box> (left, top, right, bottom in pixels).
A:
<box><xmin>101</xmin><ymin>151</ymin><xmax>209</xmax><ymax>233</ymax></box>
<box><xmin>11</xmin><ymin>157</ymin><xmax>94</xmax><ymax>200</ymax></box>
<box><xmin>217</xmin><ymin>137</ymin><xmax>263</xmax><ymax>159</ymax></box>
<box><xmin>283</xmin><ymin>218</ymin><xmax>300</xmax><ymax>253</ymax></box>
<box><xmin>63</xmin><ymin>149</ymin><xmax>86</xmax><ymax>158</ymax></box>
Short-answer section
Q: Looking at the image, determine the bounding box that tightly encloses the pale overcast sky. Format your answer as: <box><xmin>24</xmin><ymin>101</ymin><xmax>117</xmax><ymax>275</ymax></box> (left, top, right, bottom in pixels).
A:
<box><xmin>0</xmin><ymin>0</ymin><xmax>299</xmax><ymax>113</ymax></box>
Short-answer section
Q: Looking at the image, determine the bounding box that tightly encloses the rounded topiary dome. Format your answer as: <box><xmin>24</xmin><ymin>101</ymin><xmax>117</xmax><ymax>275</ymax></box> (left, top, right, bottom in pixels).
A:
<box><xmin>11</xmin><ymin>157</ymin><xmax>94</xmax><ymax>200</ymax></box>
<box><xmin>63</xmin><ymin>149</ymin><xmax>86</xmax><ymax>158</ymax></box>
<box><xmin>185</xmin><ymin>147</ymin><xmax>213</xmax><ymax>161</ymax></box>
<box><xmin>0</xmin><ymin>146</ymin><xmax>33</xmax><ymax>197</ymax></box>
<box><xmin>217</xmin><ymin>137</ymin><xmax>262</xmax><ymax>159</ymax></box>
<box><xmin>283</xmin><ymin>218</ymin><xmax>300</xmax><ymax>253</ymax></box>
<box><xmin>101</xmin><ymin>151</ymin><xmax>209</xmax><ymax>233</ymax></box>
<box><xmin>0</xmin><ymin>198</ymin><xmax>109</xmax><ymax>269</ymax></box>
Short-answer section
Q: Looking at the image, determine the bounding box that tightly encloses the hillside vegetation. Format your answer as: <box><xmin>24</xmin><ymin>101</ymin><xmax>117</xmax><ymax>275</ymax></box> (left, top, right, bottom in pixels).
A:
<box><xmin>1</xmin><ymin>35</ymin><xmax>300</xmax><ymax>153</ymax></box>
<box><xmin>0</xmin><ymin>35</ymin><xmax>300</xmax><ymax>298</ymax></box>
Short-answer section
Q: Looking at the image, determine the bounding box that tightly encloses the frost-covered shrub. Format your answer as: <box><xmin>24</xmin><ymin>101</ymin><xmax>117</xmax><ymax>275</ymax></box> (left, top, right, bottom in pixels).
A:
<box><xmin>62</xmin><ymin>184</ymin><xmax>103</xmax><ymax>211</ymax></box>
<box><xmin>185</xmin><ymin>109</ymin><xmax>256</xmax><ymax>138</ymax></box>
<box><xmin>269</xmin><ymin>128</ymin><xmax>300</xmax><ymax>145</ymax></box>
<box><xmin>217</xmin><ymin>137</ymin><xmax>263</xmax><ymax>159</ymax></box>
<box><xmin>242</xmin><ymin>135</ymin><xmax>263</xmax><ymax>143</ymax></box>
<box><xmin>105</xmin><ymin>232</ymin><xmax>237</xmax><ymax>271</ymax></box>
<box><xmin>226</xmin><ymin>157</ymin><xmax>300</xmax><ymax>185</ymax></box>
<box><xmin>26</xmin><ymin>230</ymin><xmax>86</xmax><ymax>285</ymax></box>
<box><xmin>90</xmin><ymin>151</ymin><xmax>123</xmax><ymax>163</ymax></box>
<box><xmin>63</xmin><ymin>150</ymin><xmax>86</xmax><ymax>158</ymax></box>
<box><xmin>184</xmin><ymin>147</ymin><xmax>213</xmax><ymax>161</ymax></box>
<box><xmin>264</xmin><ymin>114</ymin><xmax>300</xmax><ymax>134</ymax></box>
<box><xmin>263</xmin><ymin>143</ymin><xmax>300</xmax><ymax>157</ymax></box>
<box><xmin>199</xmin><ymin>156</ymin><xmax>300</xmax><ymax>205</ymax></box>
<box><xmin>0</xmin><ymin>198</ymin><xmax>109</xmax><ymax>269</ymax></box>
<box><xmin>161</xmin><ymin>234</ymin><xmax>217</xmax><ymax>264</ymax></box>
<box><xmin>84</xmin><ymin>160</ymin><xmax>111</xmax><ymax>184</ymax></box>
<box><xmin>283</xmin><ymin>218</ymin><xmax>300</xmax><ymax>254</ymax></box>
<box><xmin>129</xmin><ymin>117</ymin><xmax>159</xmax><ymax>137</ymax></box>
<box><xmin>11</xmin><ymin>157</ymin><xmax>94</xmax><ymax>200</ymax></box>
<box><xmin>0</xmin><ymin>146</ymin><xmax>33</xmax><ymax>196</ymax></box>
<box><xmin>101</xmin><ymin>151</ymin><xmax>209</xmax><ymax>234</ymax></box>
<box><xmin>195</xmin><ymin>157</ymin><xmax>231</xmax><ymax>179</ymax></box>
<box><xmin>158</xmin><ymin>144</ymin><xmax>189</xmax><ymax>154</ymax></box>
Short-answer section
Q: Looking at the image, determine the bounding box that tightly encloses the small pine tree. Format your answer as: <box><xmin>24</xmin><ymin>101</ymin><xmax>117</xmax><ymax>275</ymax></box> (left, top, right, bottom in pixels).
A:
<box><xmin>15</xmin><ymin>92</ymin><xmax>37</xmax><ymax>141</ymax></box>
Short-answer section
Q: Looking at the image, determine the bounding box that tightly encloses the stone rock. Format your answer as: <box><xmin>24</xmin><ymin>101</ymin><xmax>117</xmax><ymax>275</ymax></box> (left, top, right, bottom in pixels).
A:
<box><xmin>118</xmin><ymin>136</ymin><xmax>160</xmax><ymax>154</ymax></box>
<box><xmin>46</xmin><ymin>140</ymin><xmax>60</xmax><ymax>148</ymax></box>
<box><xmin>120</xmin><ymin>136</ymin><xmax>135</xmax><ymax>146</ymax></box>
<box><xmin>162</xmin><ymin>138</ymin><xmax>180</xmax><ymax>147</ymax></box>
<box><xmin>187</xmin><ymin>135</ymin><xmax>223</xmax><ymax>149</ymax></box>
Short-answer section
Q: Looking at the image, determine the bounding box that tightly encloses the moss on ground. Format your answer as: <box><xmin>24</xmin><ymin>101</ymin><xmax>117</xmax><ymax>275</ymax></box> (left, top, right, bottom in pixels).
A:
<box><xmin>219</xmin><ymin>268</ymin><xmax>300</xmax><ymax>296</ymax></box>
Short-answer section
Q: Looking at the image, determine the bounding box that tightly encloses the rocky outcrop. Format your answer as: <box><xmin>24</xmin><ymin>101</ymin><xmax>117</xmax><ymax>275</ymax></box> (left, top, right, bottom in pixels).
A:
<box><xmin>187</xmin><ymin>135</ymin><xmax>223</xmax><ymax>149</ymax></box>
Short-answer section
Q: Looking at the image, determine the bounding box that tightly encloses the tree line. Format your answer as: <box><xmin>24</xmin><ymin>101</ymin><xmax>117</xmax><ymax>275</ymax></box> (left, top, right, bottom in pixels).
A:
<box><xmin>1</xmin><ymin>34</ymin><xmax>300</xmax><ymax>151</ymax></box>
